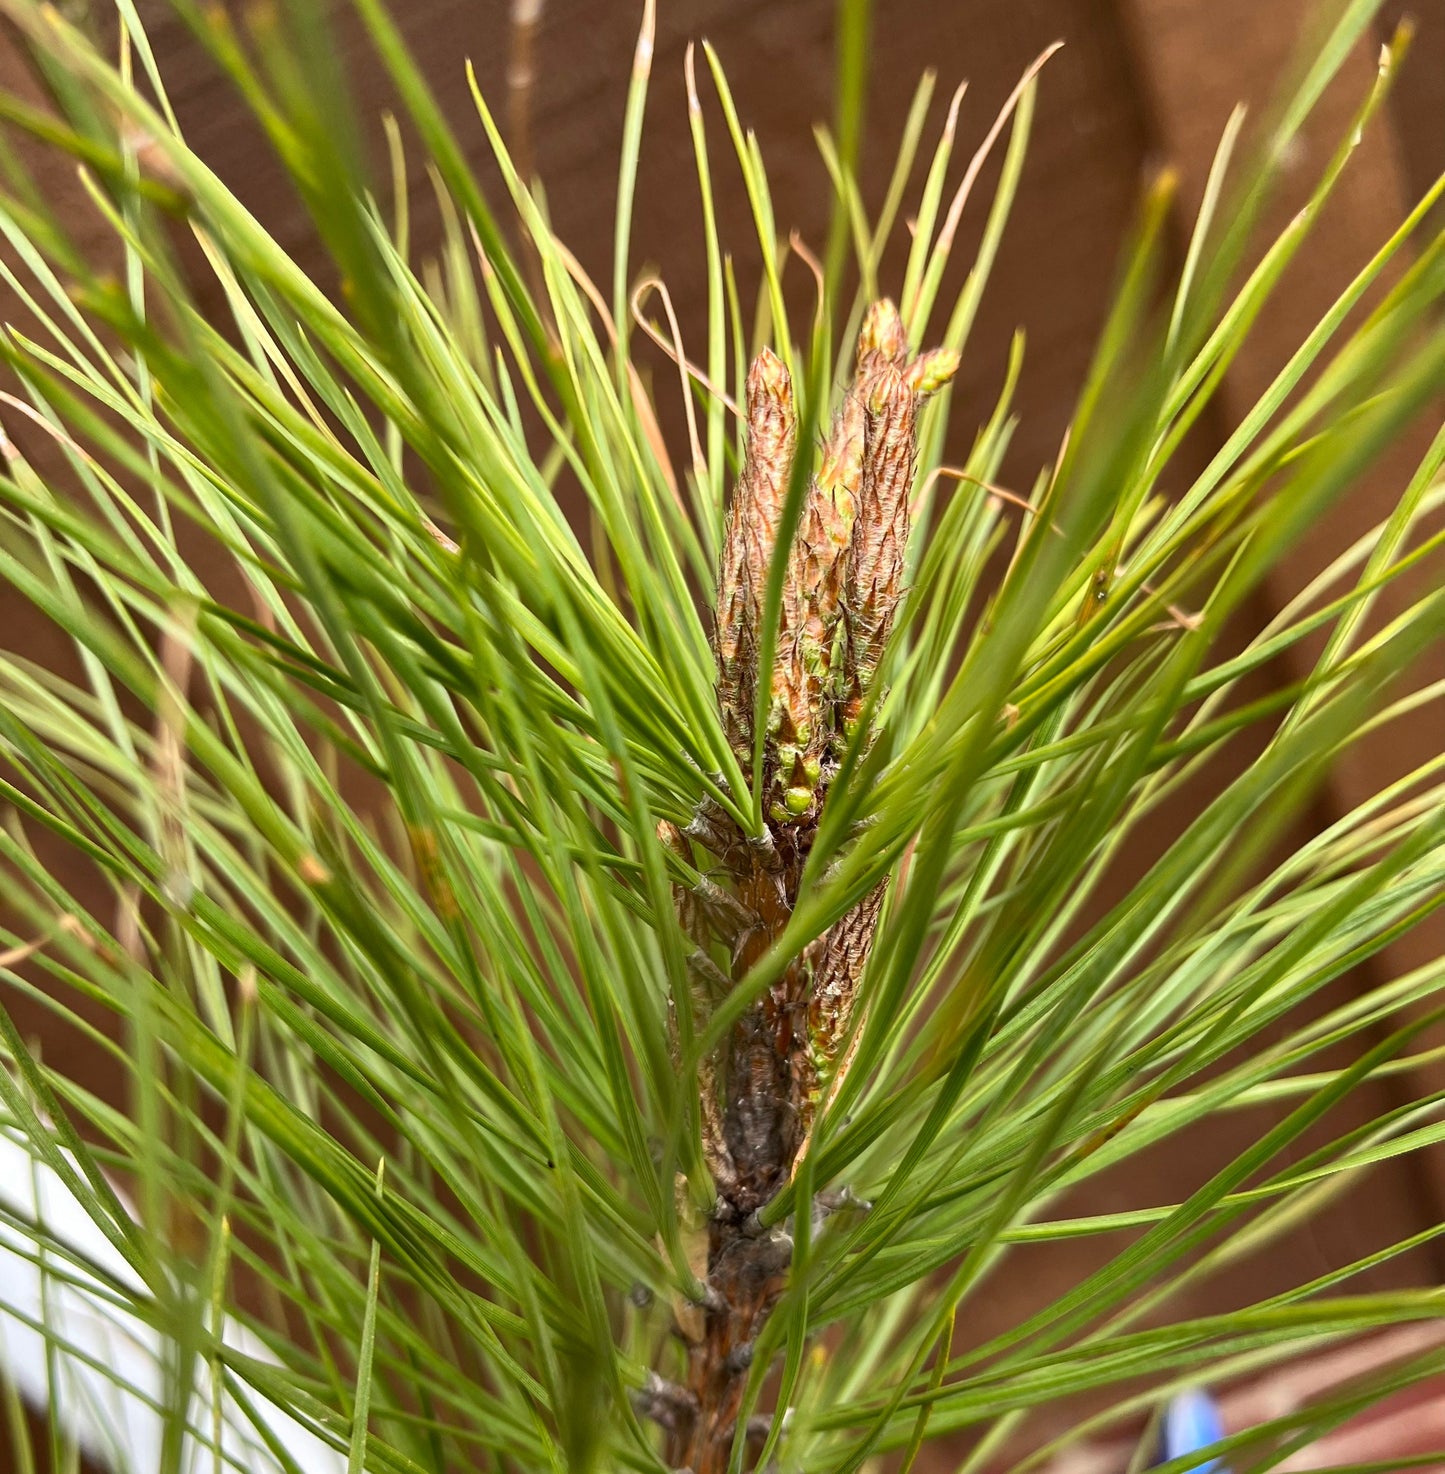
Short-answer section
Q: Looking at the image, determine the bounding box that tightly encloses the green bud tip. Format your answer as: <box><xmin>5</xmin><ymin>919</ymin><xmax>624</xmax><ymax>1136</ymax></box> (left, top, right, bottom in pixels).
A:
<box><xmin>907</xmin><ymin>348</ymin><xmax>961</xmax><ymax>396</ymax></box>
<box><xmin>784</xmin><ymin>787</ymin><xmax>813</xmax><ymax>816</ymax></box>
<box><xmin>747</xmin><ymin>345</ymin><xmax>792</xmax><ymax>403</ymax></box>
<box><xmin>859</xmin><ymin>299</ymin><xmax>907</xmax><ymax>362</ymax></box>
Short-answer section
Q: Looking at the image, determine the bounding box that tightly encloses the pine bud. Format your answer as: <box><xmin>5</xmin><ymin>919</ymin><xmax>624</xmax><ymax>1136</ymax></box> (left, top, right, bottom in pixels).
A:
<box><xmin>841</xmin><ymin>362</ymin><xmax>917</xmax><ymax>733</ymax></box>
<box><xmin>774</xmin><ymin>308</ymin><xmax>913</xmax><ymax>808</ymax></box>
<box><xmin>773</xmin><ymin>396</ymin><xmax>860</xmax><ymax>788</ymax></box>
<box><xmin>907</xmin><ymin>347</ymin><xmax>961</xmax><ymax>396</ymax></box>
<box><xmin>794</xmin><ymin>880</ymin><xmax>888</xmax><ymax>1156</ymax></box>
<box><xmin>715</xmin><ymin>349</ymin><xmax>796</xmax><ymax>761</ymax></box>
<box><xmin>836</xmin><ymin>333</ymin><xmax>960</xmax><ymax>741</ymax></box>
<box><xmin>712</xmin><ymin>313</ymin><xmax>956</xmax><ymax>814</ymax></box>
<box><xmin>857</xmin><ymin>298</ymin><xmax>907</xmax><ymax>363</ymax></box>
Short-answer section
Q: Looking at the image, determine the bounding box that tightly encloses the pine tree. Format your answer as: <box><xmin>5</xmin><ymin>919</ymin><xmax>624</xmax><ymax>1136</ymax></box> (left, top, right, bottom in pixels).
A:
<box><xmin>0</xmin><ymin>2</ymin><xmax>1441</xmax><ymax>1472</ymax></box>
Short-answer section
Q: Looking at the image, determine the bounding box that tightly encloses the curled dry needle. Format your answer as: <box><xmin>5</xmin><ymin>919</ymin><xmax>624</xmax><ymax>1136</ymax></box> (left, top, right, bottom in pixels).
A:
<box><xmin>658</xmin><ymin>301</ymin><xmax>957</xmax><ymax>1473</ymax></box>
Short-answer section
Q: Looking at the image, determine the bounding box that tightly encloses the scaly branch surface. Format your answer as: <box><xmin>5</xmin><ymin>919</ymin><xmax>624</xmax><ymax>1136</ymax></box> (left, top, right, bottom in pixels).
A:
<box><xmin>659</xmin><ymin>302</ymin><xmax>957</xmax><ymax>1473</ymax></box>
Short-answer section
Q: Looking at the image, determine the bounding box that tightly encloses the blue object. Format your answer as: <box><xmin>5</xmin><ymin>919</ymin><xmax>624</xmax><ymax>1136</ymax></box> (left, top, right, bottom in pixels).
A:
<box><xmin>1157</xmin><ymin>1388</ymin><xmax>1227</xmax><ymax>1473</ymax></box>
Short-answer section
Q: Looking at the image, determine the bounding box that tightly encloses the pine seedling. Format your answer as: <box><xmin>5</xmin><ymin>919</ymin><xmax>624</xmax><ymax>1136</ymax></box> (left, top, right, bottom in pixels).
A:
<box><xmin>0</xmin><ymin>2</ymin><xmax>1440</xmax><ymax>1474</ymax></box>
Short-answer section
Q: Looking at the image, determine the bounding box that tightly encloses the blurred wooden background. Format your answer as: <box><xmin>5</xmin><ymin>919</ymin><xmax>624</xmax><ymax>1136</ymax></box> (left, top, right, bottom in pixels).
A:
<box><xmin>0</xmin><ymin>0</ymin><xmax>1443</xmax><ymax>1466</ymax></box>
